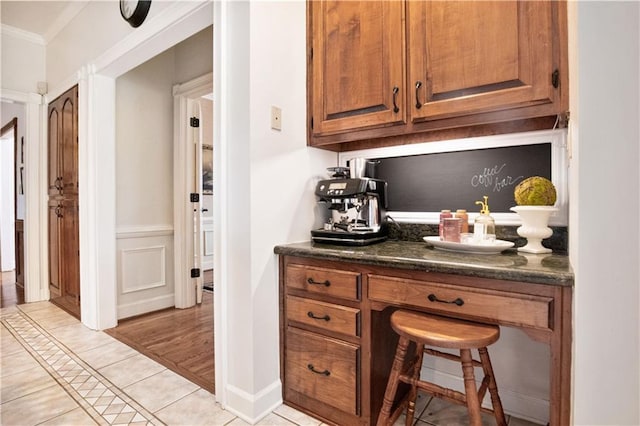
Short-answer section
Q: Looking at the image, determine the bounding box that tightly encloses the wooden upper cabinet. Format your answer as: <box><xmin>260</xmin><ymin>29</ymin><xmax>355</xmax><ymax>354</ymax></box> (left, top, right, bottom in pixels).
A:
<box><xmin>309</xmin><ymin>0</ymin><xmax>405</xmax><ymax>136</ymax></box>
<box><xmin>307</xmin><ymin>0</ymin><xmax>568</xmax><ymax>150</ymax></box>
<box><xmin>408</xmin><ymin>1</ymin><xmax>558</xmax><ymax>122</ymax></box>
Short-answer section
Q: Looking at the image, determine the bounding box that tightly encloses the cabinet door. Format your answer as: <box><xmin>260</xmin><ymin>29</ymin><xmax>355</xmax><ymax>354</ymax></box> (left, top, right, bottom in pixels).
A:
<box><xmin>408</xmin><ymin>1</ymin><xmax>557</xmax><ymax>122</ymax></box>
<box><xmin>310</xmin><ymin>0</ymin><xmax>405</xmax><ymax>136</ymax></box>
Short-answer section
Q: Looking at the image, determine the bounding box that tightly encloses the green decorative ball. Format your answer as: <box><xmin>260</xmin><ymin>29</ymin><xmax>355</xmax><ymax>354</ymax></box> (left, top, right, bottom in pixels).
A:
<box><xmin>514</xmin><ymin>176</ymin><xmax>557</xmax><ymax>206</ymax></box>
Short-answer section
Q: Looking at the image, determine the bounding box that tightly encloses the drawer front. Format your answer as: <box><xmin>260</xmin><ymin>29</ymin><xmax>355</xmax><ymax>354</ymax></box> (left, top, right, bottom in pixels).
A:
<box><xmin>285</xmin><ymin>327</ymin><xmax>359</xmax><ymax>415</ymax></box>
<box><xmin>287</xmin><ymin>295</ymin><xmax>360</xmax><ymax>337</ymax></box>
<box><xmin>286</xmin><ymin>264</ymin><xmax>360</xmax><ymax>301</ymax></box>
<box><xmin>368</xmin><ymin>275</ymin><xmax>552</xmax><ymax>330</ymax></box>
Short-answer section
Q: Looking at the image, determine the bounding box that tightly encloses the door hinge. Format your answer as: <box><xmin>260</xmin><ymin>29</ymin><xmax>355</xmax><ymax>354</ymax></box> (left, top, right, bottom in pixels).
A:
<box><xmin>190</xmin><ymin>192</ymin><xmax>199</xmax><ymax>202</ymax></box>
<box><xmin>190</xmin><ymin>117</ymin><xmax>200</xmax><ymax>127</ymax></box>
<box><xmin>191</xmin><ymin>268</ymin><xmax>201</xmax><ymax>278</ymax></box>
<box><xmin>309</xmin><ymin>47</ymin><xmax>313</xmax><ymax>60</ymax></box>
<box><xmin>551</xmin><ymin>69</ymin><xmax>560</xmax><ymax>89</ymax></box>
<box><xmin>310</xmin><ymin>116</ymin><xmax>314</xmax><ymax>130</ymax></box>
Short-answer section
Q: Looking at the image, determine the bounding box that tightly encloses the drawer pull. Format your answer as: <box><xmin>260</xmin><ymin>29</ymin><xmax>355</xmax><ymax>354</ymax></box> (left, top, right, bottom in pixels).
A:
<box><xmin>307</xmin><ymin>278</ymin><xmax>331</xmax><ymax>287</ymax></box>
<box><xmin>428</xmin><ymin>293</ymin><xmax>464</xmax><ymax>306</ymax></box>
<box><xmin>307</xmin><ymin>311</ymin><xmax>331</xmax><ymax>321</ymax></box>
<box><xmin>307</xmin><ymin>364</ymin><xmax>330</xmax><ymax>376</ymax></box>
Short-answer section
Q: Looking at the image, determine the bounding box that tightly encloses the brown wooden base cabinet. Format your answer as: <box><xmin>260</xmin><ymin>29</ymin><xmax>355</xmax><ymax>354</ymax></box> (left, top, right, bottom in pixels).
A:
<box><xmin>279</xmin><ymin>255</ymin><xmax>572</xmax><ymax>425</ymax></box>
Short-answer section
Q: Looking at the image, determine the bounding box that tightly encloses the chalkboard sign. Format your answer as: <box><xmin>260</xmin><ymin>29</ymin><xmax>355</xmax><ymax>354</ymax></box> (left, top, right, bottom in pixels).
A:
<box><xmin>375</xmin><ymin>143</ymin><xmax>552</xmax><ymax>213</ymax></box>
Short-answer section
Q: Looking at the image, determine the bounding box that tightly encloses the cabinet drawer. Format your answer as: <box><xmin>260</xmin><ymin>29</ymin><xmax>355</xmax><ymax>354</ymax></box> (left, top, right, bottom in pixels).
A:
<box><xmin>285</xmin><ymin>327</ymin><xmax>359</xmax><ymax>415</ymax></box>
<box><xmin>368</xmin><ymin>275</ymin><xmax>552</xmax><ymax>330</ymax></box>
<box><xmin>287</xmin><ymin>295</ymin><xmax>360</xmax><ymax>337</ymax></box>
<box><xmin>286</xmin><ymin>264</ymin><xmax>360</xmax><ymax>301</ymax></box>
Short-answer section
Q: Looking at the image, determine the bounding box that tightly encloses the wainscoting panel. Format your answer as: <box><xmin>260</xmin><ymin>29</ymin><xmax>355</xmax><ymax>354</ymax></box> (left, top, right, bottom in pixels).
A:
<box><xmin>121</xmin><ymin>246</ymin><xmax>166</xmax><ymax>293</ymax></box>
<box><xmin>116</xmin><ymin>226</ymin><xmax>175</xmax><ymax>319</ymax></box>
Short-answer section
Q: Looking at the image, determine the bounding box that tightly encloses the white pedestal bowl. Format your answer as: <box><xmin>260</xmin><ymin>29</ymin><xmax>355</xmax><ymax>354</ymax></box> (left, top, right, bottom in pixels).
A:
<box><xmin>510</xmin><ymin>206</ymin><xmax>558</xmax><ymax>254</ymax></box>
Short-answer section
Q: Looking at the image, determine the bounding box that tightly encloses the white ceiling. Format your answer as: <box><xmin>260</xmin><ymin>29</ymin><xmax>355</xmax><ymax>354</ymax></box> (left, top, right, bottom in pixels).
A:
<box><xmin>1</xmin><ymin>1</ymin><xmax>90</xmax><ymax>43</ymax></box>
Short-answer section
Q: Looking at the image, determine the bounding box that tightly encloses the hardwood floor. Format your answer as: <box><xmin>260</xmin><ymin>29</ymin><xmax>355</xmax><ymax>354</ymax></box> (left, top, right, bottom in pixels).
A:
<box><xmin>1</xmin><ymin>270</ymin><xmax>24</xmax><ymax>308</ymax></box>
<box><xmin>105</xmin><ymin>290</ymin><xmax>215</xmax><ymax>393</ymax></box>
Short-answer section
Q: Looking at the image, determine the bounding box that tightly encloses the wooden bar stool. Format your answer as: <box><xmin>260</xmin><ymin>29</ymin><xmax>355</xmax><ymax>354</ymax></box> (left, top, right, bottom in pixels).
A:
<box><xmin>376</xmin><ymin>310</ymin><xmax>507</xmax><ymax>426</ymax></box>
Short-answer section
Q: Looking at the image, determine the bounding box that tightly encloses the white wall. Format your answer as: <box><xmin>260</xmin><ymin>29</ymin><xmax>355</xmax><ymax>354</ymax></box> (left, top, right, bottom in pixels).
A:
<box><xmin>45</xmin><ymin>1</ymin><xmax>172</xmax><ymax>89</ymax></box>
<box><xmin>217</xmin><ymin>1</ymin><xmax>336</xmax><ymax>420</ymax></box>
<box><xmin>571</xmin><ymin>2</ymin><xmax>640</xmax><ymax>424</ymax></box>
<box><xmin>0</xmin><ymin>28</ymin><xmax>45</xmax><ymax>94</ymax></box>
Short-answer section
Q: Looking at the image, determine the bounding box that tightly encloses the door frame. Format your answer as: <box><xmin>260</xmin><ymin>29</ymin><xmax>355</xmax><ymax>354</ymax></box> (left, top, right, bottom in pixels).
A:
<box><xmin>173</xmin><ymin>73</ymin><xmax>212</xmax><ymax>308</ymax></box>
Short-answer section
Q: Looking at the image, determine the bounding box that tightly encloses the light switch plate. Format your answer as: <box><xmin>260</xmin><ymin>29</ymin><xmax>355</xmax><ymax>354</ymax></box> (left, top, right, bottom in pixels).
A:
<box><xmin>271</xmin><ymin>106</ymin><xmax>282</xmax><ymax>130</ymax></box>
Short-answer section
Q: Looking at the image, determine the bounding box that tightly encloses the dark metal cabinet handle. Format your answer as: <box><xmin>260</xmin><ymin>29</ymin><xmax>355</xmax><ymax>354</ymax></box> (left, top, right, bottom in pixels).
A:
<box><xmin>307</xmin><ymin>278</ymin><xmax>330</xmax><ymax>287</ymax></box>
<box><xmin>392</xmin><ymin>86</ymin><xmax>400</xmax><ymax>113</ymax></box>
<box><xmin>307</xmin><ymin>364</ymin><xmax>330</xmax><ymax>376</ymax></box>
<box><xmin>427</xmin><ymin>293</ymin><xmax>464</xmax><ymax>306</ymax></box>
<box><xmin>307</xmin><ymin>311</ymin><xmax>330</xmax><ymax>321</ymax></box>
<box><xmin>415</xmin><ymin>81</ymin><xmax>423</xmax><ymax>109</ymax></box>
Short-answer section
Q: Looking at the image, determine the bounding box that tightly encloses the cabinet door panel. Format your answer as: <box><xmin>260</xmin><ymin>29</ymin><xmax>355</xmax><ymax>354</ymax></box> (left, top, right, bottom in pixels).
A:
<box><xmin>48</xmin><ymin>108</ymin><xmax>60</xmax><ymax>196</ymax></box>
<box><xmin>61</xmin><ymin>198</ymin><xmax>80</xmax><ymax>300</ymax></box>
<box><xmin>285</xmin><ymin>327</ymin><xmax>359</xmax><ymax>415</ymax></box>
<box><xmin>311</xmin><ymin>0</ymin><xmax>405</xmax><ymax>136</ymax></box>
<box><xmin>48</xmin><ymin>201</ymin><xmax>62</xmax><ymax>297</ymax></box>
<box><xmin>409</xmin><ymin>1</ymin><xmax>554</xmax><ymax>121</ymax></box>
<box><xmin>60</xmin><ymin>88</ymin><xmax>78</xmax><ymax>195</ymax></box>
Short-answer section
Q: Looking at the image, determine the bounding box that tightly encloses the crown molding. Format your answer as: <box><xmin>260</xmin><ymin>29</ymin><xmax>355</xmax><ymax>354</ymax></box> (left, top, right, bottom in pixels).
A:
<box><xmin>1</xmin><ymin>24</ymin><xmax>45</xmax><ymax>45</ymax></box>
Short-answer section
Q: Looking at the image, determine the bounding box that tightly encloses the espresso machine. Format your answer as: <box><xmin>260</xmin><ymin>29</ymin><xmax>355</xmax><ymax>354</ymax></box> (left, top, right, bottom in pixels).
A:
<box><xmin>311</xmin><ymin>162</ymin><xmax>388</xmax><ymax>246</ymax></box>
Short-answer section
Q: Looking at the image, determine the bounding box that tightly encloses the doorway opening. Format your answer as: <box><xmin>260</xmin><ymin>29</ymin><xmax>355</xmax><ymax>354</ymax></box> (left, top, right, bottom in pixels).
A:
<box><xmin>0</xmin><ymin>116</ymin><xmax>24</xmax><ymax>308</ymax></box>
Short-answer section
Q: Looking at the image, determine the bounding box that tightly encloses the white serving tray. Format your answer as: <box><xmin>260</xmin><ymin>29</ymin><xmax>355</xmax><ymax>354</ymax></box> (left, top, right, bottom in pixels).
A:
<box><xmin>423</xmin><ymin>236</ymin><xmax>514</xmax><ymax>254</ymax></box>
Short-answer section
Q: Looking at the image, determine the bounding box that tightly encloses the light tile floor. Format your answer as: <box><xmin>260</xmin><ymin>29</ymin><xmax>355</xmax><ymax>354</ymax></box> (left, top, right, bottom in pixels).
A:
<box><xmin>1</xmin><ymin>302</ymin><xmax>541</xmax><ymax>426</ymax></box>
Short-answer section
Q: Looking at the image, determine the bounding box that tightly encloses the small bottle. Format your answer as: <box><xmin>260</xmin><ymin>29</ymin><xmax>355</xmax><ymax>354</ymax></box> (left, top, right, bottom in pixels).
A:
<box><xmin>473</xmin><ymin>196</ymin><xmax>496</xmax><ymax>243</ymax></box>
<box><xmin>442</xmin><ymin>217</ymin><xmax>462</xmax><ymax>242</ymax></box>
<box><xmin>439</xmin><ymin>210</ymin><xmax>452</xmax><ymax>240</ymax></box>
<box><xmin>455</xmin><ymin>209</ymin><xmax>469</xmax><ymax>234</ymax></box>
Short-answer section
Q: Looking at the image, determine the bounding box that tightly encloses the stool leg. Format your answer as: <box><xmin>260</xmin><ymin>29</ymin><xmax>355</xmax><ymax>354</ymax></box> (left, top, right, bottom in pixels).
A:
<box><xmin>478</xmin><ymin>347</ymin><xmax>507</xmax><ymax>426</ymax></box>
<box><xmin>377</xmin><ymin>336</ymin><xmax>410</xmax><ymax>426</ymax></box>
<box><xmin>460</xmin><ymin>349</ymin><xmax>482</xmax><ymax>426</ymax></box>
<box><xmin>405</xmin><ymin>344</ymin><xmax>424</xmax><ymax>426</ymax></box>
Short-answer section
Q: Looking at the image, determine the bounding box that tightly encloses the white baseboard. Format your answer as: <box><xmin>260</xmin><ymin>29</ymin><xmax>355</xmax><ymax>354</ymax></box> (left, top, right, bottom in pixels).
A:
<box><xmin>117</xmin><ymin>294</ymin><xmax>174</xmax><ymax>320</ymax></box>
<box><xmin>421</xmin><ymin>366</ymin><xmax>549</xmax><ymax>425</ymax></box>
<box><xmin>224</xmin><ymin>380</ymin><xmax>283</xmax><ymax>424</ymax></box>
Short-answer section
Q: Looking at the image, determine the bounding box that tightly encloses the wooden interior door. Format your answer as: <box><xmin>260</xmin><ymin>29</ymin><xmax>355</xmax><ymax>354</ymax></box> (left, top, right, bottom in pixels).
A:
<box><xmin>310</xmin><ymin>0</ymin><xmax>405</xmax><ymax>136</ymax></box>
<box><xmin>408</xmin><ymin>1</ymin><xmax>555</xmax><ymax>121</ymax></box>
<box><xmin>47</xmin><ymin>85</ymin><xmax>80</xmax><ymax>317</ymax></box>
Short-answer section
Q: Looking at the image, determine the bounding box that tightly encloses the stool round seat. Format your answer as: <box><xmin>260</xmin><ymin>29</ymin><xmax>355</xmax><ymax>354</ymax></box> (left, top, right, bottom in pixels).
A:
<box><xmin>391</xmin><ymin>310</ymin><xmax>500</xmax><ymax>350</ymax></box>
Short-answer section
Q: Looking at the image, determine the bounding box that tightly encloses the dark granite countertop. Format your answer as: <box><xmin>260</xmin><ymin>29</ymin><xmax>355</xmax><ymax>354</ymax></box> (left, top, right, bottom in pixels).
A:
<box><xmin>274</xmin><ymin>240</ymin><xmax>573</xmax><ymax>287</ymax></box>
